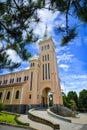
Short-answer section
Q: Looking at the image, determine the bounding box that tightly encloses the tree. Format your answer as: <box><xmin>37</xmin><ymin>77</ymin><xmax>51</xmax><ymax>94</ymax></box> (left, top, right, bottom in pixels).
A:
<box><xmin>0</xmin><ymin>0</ymin><xmax>87</xmax><ymax>69</ymax></box>
<box><xmin>67</xmin><ymin>91</ymin><xmax>78</xmax><ymax>108</ymax></box>
<box><xmin>70</xmin><ymin>99</ymin><xmax>77</xmax><ymax>117</ymax></box>
<box><xmin>63</xmin><ymin>95</ymin><xmax>70</xmax><ymax>108</ymax></box>
<box><xmin>0</xmin><ymin>0</ymin><xmax>40</xmax><ymax>70</ymax></box>
<box><xmin>78</xmin><ymin>89</ymin><xmax>87</xmax><ymax>110</ymax></box>
<box><xmin>49</xmin><ymin>0</ymin><xmax>87</xmax><ymax>45</ymax></box>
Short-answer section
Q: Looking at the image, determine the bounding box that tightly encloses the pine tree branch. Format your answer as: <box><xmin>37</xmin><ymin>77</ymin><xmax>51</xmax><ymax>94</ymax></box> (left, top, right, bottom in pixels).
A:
<box><xmin>66</xmin><ymin>0</ymin><xmax>71</xmax><ymax>35</ymax></box>
<box><xmin>13</xmin><ymin>0</ymin><xmax>20</xmax><ymax>10</ymax></box>
<box><xmin>0</xmin><ymin>20</ymin><xmax>8</xmax><ymax>31</ymax></box>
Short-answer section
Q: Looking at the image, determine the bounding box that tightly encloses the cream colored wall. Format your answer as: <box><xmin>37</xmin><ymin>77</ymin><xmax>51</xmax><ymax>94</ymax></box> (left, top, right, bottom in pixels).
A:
<box><xmin>38</xmin><ymin>38</ymin><xmax>63</xmax><ymax>105</ymax></box>
<box><xmin>0</xmin><ymin>69</ymin><xmax>30</xmax><ymax>105</ymax></box>
<box><xmin>29</xmin><ymin>60</ymin><xmax>40</xmax><ymax>105</ymax></box>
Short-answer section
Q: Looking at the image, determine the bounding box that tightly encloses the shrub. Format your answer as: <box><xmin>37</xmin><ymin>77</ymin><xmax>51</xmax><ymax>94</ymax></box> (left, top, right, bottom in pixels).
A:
<box><xmin>0</xmin><ymin>103</ymin><xmax>4</xmax><ymax>111</ymax></box>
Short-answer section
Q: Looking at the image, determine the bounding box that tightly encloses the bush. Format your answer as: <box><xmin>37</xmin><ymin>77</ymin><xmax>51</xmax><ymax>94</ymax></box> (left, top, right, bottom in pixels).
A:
<box><xmin>0</xmin><ymin>103</ymin><xmax>4</xmax><ymax>111</ymax></box>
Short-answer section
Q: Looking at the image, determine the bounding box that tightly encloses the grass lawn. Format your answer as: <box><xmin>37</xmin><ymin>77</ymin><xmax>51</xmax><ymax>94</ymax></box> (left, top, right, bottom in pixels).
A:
<box><xmin>0</xmin><ymin>112</ymin><xmax>18</xmax><ymax>125</ymax></box>
<box><xmin>0</xmin><ymin>112</ymin><xmax>29</xmax><ymax>126</ymax></box>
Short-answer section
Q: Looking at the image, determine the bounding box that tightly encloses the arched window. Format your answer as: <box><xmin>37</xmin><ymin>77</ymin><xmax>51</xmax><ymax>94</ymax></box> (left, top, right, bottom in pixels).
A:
<box><xmin>0</xmin><ymin>92</ymin><xmax>2</xmax><ymax>99</ymax></box>
<box><xmin>47</xmin><ymin>54</ymin><xmax>49</xmax><ymax>60</ymax></box>
<box><xmin>41</xmin><ymin>46</ymin><xmax>43</xmax><ymax>51</ymax></box>
<box><xmin>31</xmin><ymin>63</ymin><xmax>32</xmax><ymax>67</ymax></box>
<box><xmin>24</xmin><ymin>76</ymin><xmax>26</xmax><ymax>81</ymax></box>
<box><xmin>15</xmin><ymin>90</ymin><xmax>19</xmax><ymax>99</ymax></box>
<box><xmin>6</xmin><ymin>91</ymin><xmax>10</xmax><ymax>100</ymax></box>
<box><xmin>33</xmin><ymin>63</ymin><xmax>35</xmax><ymax>67</ymax></box>
<box><xmin>19</xmin><ymin>77</ymin><xmax>21</xmax><ymax>82</ymax></box>
<box><xmin>42</xmin><ymin>56</ymin><xmax>44</xmax><ymax>62</ymax></box>
<box><xmin>45</xmin><ymin>55</ymin><xmax>47</xmax><ymax>61</ymax></box>
<box><xmin>27</xmin><ymin>76</ymin><xmax>29</xmax><ymax>80</ymax></box>
<box><xmin>47</xmin><ymin>44</ymin><xmax>50</xmax><ymax>49</ymax></box>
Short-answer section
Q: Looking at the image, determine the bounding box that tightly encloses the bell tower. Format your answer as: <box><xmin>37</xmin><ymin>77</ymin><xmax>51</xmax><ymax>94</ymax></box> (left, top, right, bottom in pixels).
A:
<box><xmin>38</xmin><ymin>26</ymin><xmax>63</xmax><ymax>106</ymax></box>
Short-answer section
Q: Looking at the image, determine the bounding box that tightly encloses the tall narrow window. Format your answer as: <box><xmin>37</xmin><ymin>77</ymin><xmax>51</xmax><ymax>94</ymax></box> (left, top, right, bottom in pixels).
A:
<box><xmin>47</xmin><ymin>44</ymin><xmax>50</xmax><ymax>49</ymax></box>
<box><xmin>15</xmin><ymin>90</ymin><xmax>19</xmax><ymax>99</ymax></box>
<box><xmin>33</xmin><ymin>63</ymin><xmax>35</xmax><ymax>67</ymax></box>
<box><xmin>16</xmin><ymin>78</ymin><xmax>18</xmax><ymax>82</ymax></box>
<box><xmin>41</xmin><ymin>46</ymin><xmax>43</xmax><ymax>51</ymax></box>
<box><xmin>12</xmin><ymin>78</ymin><xmax>14</xmax><ymax>83</ymax></box>
<box><xmin>24</xmin><ymin>76</ymin><xmax>26</xmax><ymax>81</ymax></box>
<box><xmin>30</xmin><ymin>72</ymin><xmax>33</xmax><ymax>91</ymax></box>
<box><xmin>45</xmin><ymin>45</ymin><xmax>46</xmax><ymax>50</ymax></box>
<box><xmin>27</xmin><ymin>76</ymin><xmax>29</xmax><ymax>80</ymax></box>
<box><xmin>42</xmin><ymin>64</ymin><xmax>44</xmax><ymax>80</ymax></box>
<box><xmin>47</xmin><ymin>54</ymin><xmax>49</xmax><ymax>61</ymax></box>
<box><xmin>42</xmin><ymin>56</ymin><xmax>44</xmax><ymax>62</ymax></box>
<box><xmin>6</xmin><ymin>91</ymin><xmax>10</xmax><ymax>100</ymax></box>
<box><xmin>5</xmin><ymin>80</ymin><xmax>8</xmax><ymax>84</ymax></box>
<box><xmin>0</xmin><ymin>92</ymin><xmax>2</xmax><ymax>99</ymax></box>
<box><xmin>45</xmin><ymin>64</ymin><xmax>47</xmax><ymax>80</ymax></box>
<box><xmin>19</xmin><ymin>77</ymin><xmax>21</xmax><ymax>82</ymax></box>
<box><xmin>48</xmin><ymin>63</ymin><xmax>50</xmax><ymax>79</ymax></box>
<box><xmin>45</xmin><ymin>55</ymin><xmax>46</xmax><ymax>61</ymax></box>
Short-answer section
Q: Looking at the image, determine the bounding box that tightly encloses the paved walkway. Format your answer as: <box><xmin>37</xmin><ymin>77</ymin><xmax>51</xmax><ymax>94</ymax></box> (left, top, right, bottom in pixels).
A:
<box><xmin>18</xmin><ymin>115</ymin><xmax>53</xmax><ymax>130</ymax></box>
<box><xmin>67</xmin><ymin>113</ymin><xmax>87</xmax><ymax>124</ymax></box>
<box><xmin>18</xmin><ymin>110</ymin><xmax>87</xmax><ymax>130</ymax></box>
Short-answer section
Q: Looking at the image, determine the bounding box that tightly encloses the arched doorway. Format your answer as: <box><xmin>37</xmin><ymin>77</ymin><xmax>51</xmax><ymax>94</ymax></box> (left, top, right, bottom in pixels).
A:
<box><xmin>41</xmin><ymin>87</ymin><xmax>53</xmax><ymax>107</ymax></box>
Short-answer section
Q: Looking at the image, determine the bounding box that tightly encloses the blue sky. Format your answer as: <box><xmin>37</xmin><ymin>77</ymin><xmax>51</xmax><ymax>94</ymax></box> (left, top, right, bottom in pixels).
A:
<box><xmin>0</xmin><ymin>8</ymin><xmax>87</xmax><ymax>95</ymax></box>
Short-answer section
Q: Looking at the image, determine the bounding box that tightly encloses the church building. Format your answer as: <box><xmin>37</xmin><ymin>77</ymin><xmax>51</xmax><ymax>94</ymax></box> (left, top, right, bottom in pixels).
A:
<box><xmin>0</xmin><ymin>27</ymin><xmax>63</xmax><ymax>113</ymax></box>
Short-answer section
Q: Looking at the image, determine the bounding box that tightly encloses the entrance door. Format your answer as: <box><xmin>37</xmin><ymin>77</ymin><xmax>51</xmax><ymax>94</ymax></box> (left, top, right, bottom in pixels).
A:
<box><xmin>41</xmin><ymin>87</ymin><xmax>53</xmax><ymax>107</ymax></box>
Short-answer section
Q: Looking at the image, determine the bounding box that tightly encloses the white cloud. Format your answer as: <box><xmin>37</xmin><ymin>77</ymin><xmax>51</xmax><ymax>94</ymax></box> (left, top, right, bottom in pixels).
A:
<box><xmin>57</xmin><ymin>53</ymin><xmax>74</xmax><ymax>63</ymax></box>
<box><xmin>55</xmin><ymin>47</ymin><xmax>69</xmax><ymax>53</ymax></box>
<box><xmin>60</xmin><ymin>73</ymin><xmax>87</xmax><ymax>95</ymax></box>
<box><xmin>33</xmin><ymin>9</ymin><xmax>59</xmax><ymax>37</ymax></box>
<box><xmin>59</xmin><ymin>64</ymin><xmax>69</xmax><ymax>71</ymax></box>
<box><xmin>6</xmin><ymin>49</ymin><xmax>22</xmax><ymax>63</ymax></box>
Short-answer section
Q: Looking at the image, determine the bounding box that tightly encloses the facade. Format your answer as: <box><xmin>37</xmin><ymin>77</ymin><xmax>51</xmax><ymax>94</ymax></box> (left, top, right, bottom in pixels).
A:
<box><xmin>0</xmin><ymin>30</ymin><xmax>63</xmax><ymax>113</ymax></box>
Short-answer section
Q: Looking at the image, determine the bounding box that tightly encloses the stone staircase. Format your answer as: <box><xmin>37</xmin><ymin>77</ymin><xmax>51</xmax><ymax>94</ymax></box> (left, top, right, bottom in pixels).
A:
<box><xmin>28</xmin><ymin>109</ymin><xmax>82</xmax><ymax>130</ymax></box>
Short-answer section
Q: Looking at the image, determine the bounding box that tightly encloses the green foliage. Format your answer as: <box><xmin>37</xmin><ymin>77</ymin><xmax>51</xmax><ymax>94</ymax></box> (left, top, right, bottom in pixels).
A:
<box><xmin>0</xmin><ymin>112</ymin><xmax>17</xmax><ymax>124</ymax></box>
<box><xmin>67</xmin><ymin>91</ymin><xmax>78</xmax><ymax>108</ymax></box>
<box><xmin>62</xmin><ymin>90</ymin><xmax>87</xmax><ymax>111</ymax></box>
<box><xmin>70</xmin><ymin>99</ymin><xmax>77</xmax><ymax>111</ymax></box>
<box><xmin>61</xmin><ymin>28</ymin><xmax>77</xmax><ymax>45</ymax></box>
<box><xmin>0</xmin><ymin>103</ymin><xmax>4</xmax><ymax>111</ymax></box>
<box><xmin>51</xmin><ymin>0</ymin><xmax>67</xmax><ymax>12</ymax></box>
<box><xmin>78</xmin><ymin>89</ymin><xmax>87</xmax><ymax>109</ymax></box>
<box><xmin>0</xmin><ymin>112</ymin><xmax>29</xmax><ymax>126</ymax></box>
<box><xmin>49</xmin><ymin>98</ymin><xmax>53</xmax><ymax>107</ymax></box>
<box><xmin>0</xmin><ymin>0</ymin><xmax>39</xmax><ymax>70</ymax></box>
<box><xmin>63</xmin><ymin>95</ymin><xmax>70</xmax><ymax>108</ymax></box>
<box><xmin>62</xmin><ymin>91</ymin><xmax>78</xmax><ymax>110</ymax></box>
<box><xmin>73</xmin><ymin>0</ymin><xmax>87</xmax><ymax>23</ymax></box>
<box><xmin>51</xmin><ymin>0</ymin><xmax>87</xmax><ymax>45</ymax></box>
<box><xmin>0</xmin><ymin>0</ymin><xmax>87</xmax><ymax>70</ymax></box>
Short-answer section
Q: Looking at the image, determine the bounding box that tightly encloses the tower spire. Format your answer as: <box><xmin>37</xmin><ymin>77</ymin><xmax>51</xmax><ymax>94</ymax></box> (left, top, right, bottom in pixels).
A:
<box><xmin>44</xmin><ymin>24</ymin><xmax>48</xmax><ymax>38</ymax></box>
<box><xmin>43</xmin><ymin>24</ymin><xmax>50</xmax><ymax>40</ymax></box>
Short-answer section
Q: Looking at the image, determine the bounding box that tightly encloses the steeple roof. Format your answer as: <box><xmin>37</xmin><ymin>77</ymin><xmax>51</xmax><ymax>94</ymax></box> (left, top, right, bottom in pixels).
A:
<box><xmin>43</xmin><ymin>25</ymin><xmax>51</xmax><ymax>40</ymax></box>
